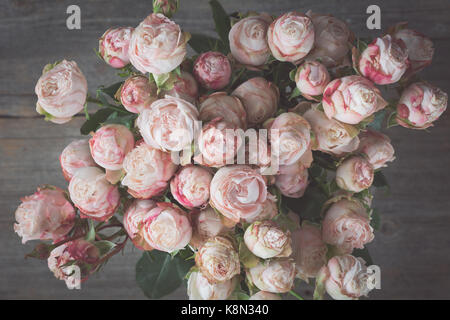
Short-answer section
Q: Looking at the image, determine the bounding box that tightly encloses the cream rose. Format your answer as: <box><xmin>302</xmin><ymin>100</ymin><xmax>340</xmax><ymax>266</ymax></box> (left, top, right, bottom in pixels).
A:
<box><xmin>295</xmin><ymin>61</ymin><xmax>330</xmax><ymax>100</ymax></box>
<box><xmin>247</xmin><ymin>259</ymin><xmax>296</xmax><ymax>293</ymax></box>
<box><xmin>165</xmin><ymin>71</ymin><xmax>199</xmax><ymax>105</ymax></box>
<box><xmin>242</xmin><ymin>199</ymin><xmax>278</xmax><ymax>224</ymax></box>
<box><xmin>60</xmin><ymin>139</ymin><xmax>97</xmax><ymax>181</ymax></box>
<box><xmin>199</xmin><ymin>92</ymin><xmax>247</xmax><ymax>130</ymax></box>
<box><xmin>193</xmin><ymin>51</ymin><xmax>232</xmax><ymax>90</ymax></box>
<box><xmin>170</xmin><ymin>165</ymin><xmax>213</xmax><ymax>208</ymax></box>
<box><xmin>275</xmin><ymin>160</ymin><xmax>309</xmax><ymax>198</ymax></box>
<box><xmin>99</xmin><ymin>27</ymin><xmax>133</xmax><ymax>68</ymax></box>
<box><xmin>187</xmin><ymin>271</ymin><xmax>236</xmax><ymax>300</ymax></box>
<box><xmin>249</xmin><ymin>291</ymin><xmax>282</xmax><ymax>300</ymax></box>
<box><xmin>120</xmin><ymin>75</ymin><xmax>158</xmax><ymax>114</ymax></box>
<box><xmin>123</xmin><ymin>199</ymin><xmax>157</xmax><ymax>250</ymax></box>
<box><xmin>190</xmin><ymin>206</ymin><xmax>232</xmax><ymax>249</ymax></box>
<box><xmin>358</xmin><ymin>130</ymin><xmax>395</xmax><ymax>169</ymax></box>
<box><xmin>336</xmin><ymin>156</ymin><xmax>374</xmax><ymax>192</ymax></box>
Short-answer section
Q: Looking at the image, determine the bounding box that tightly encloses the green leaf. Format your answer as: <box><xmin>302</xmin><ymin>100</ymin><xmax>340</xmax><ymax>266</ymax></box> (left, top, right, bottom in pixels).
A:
<box><xmin>370</xmin><ymin>208</ymin><xmax>381</xmax><ymax>231</ymax></box>
<box><xmin>136</xmin><ymin>250</ymin><xmax>194</xmax><ymax>299</ymax></box>
<box><xmin>289</xmin><ymin>68</ymin><xmax>297</xmax><ymax>81</ymax></box>
<box><xmin>238</xmin><ymin>240</ymin><xmax>260</xmax><ymax>268</ymax></box>
<box><xmin>80</xmin><ymin>108</ymin><xmax>115</xmax><ymax>135</ymax></box>
<box><xmin>98</xmin><ymin>82</ymin><xmax>124</xmax><ymax>100</ymax></box>
<box><xmin>368</xmin><ymin>109</ymin><xmax>387</xmax><ymax>131</ymax></box>
<box><xmin>188</xmin><ymin>33</ymin><xmax>227</xmax><ymax>54</ymax></box>
<box><xmin>94</xmin><ymin>240</ymin><xmax>116</xmax><ymax>256</ymax></box>
<box><xmin>387</xmin><ymin>110</ymin><xmax>399</xmax><ymax>128</ymax></box>
<box><xmin>289</xmin><ymin>87</ymin><xmax>301</xmax><ymax>100</ymax></box>
<box><xmin>209</xmin><ymin>0</ymin><xmax>231</xmax><ymax>50</ymax></box>
<box><xmin>85</xmin><ymin>220</ymin><xmax>96</xmax><ymax>242</ymax></box>
<box><xmin>272</xmin><ymin>213</ymin><xmax>297</xmax><ymax>232</ymax></box>
<box><xmin>102</xmin><ymin>112</ymin><xmax>137</xmax><ymax>130</ymax></box>
<box><xmin>25</xmin><ymin>243</ymin><xmax>56</xmax><ymax>260</ymax></box>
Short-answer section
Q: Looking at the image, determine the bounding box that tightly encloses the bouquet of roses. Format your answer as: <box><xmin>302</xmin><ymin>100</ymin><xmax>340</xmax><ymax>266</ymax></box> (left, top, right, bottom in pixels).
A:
<box><xmin>14</xmin><ymin>0</ymin><xmax>447</xmax><ymax>300</ymax></box>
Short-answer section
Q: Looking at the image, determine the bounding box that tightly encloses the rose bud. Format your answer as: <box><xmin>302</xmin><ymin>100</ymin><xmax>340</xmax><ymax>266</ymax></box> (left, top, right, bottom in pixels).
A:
<box><xmin>323</xmin><ymin>75</ymin><xmax>388</xmax><ymax>124</ymax></box>
<box><xmin>249</xmin><ymin>291</ymin><xmax>282</xmax><ymax>300</ymax></box>
<box><xmin>119</xmin><ymin>75</ymin><xmax>158</xmax><ymax>114</ymax></box>
<box><xmin>122</xmin><ymin>141</ymin><xmax>178</xmax><ymax>199</ymax></box>
<box><xmin>244</xmin><ymin>220</ymin><xmax>292</xmax><ymax>259</ymax></box>
<box><xmin>304</xmin><ymin>108</ymin><xmax>360</xmax><ymax>156</ymax></box>
<box><xmin>68</xmin><ymin>166</ymin><xmax>120</xmax><ymax>221</ymax></box>
<box><xmin>291</xmin><ymin>222</ymin><xmax>327</xmax><ymax>280</ymax></box>
<box><xmin>47</xmin><ymin>239</ymin><xmax>100</xmax><ymax>289</ymax></box>
<box><xmin>190</xmin><ymin>206</ymin><xmax>233</xmax><ymax>249</ymax></box>
<box><xmin>358</xmin><ymin>130</ymin><xmax>395</xmax><ymax>169</ymax></box>
<box><xmin>153</xmin><ymin>0</ymin><xmax>179</xmax><ymax>18</ymax></box>
<box><xmin>60</xmin><ymin>139</ymin><xmax>97</xmax><ymax>181</ymax></box>
<box><xmin>210</xmin><ymin>165</ymin><xmax>268</xmax><ymax>223</ymax></box>
<box><xmin>194</xmin><ymin>119</ymin><xmax>243</xmax><ymax>168</ymax></box>
<box><xmin>275</xmin><ymin>161</ymin><xmax>309</xmax><ymax>198</ymax></box>
<box><xmin>268</xmin><ymin>112</ymin><xmax>311</xmax><ymax>166</ymax></box>
<box><xmin>306</xmin><ymin>12</ymin><xmax>352</xmax><ymax>67</ymax></box>
<box><xmin>165</xmin><ymin>71</ymin><xmax>199</xmax><ymax>105</ymax></box>
<box><xmin>187</xmin><ymin>271</ymin><xmax>236</xmax><ymax>300</ymax></box>
<box><xmin>89</xmin><ymin>124</ymin><xmax>135</xmax><ymax>171</ymax></box>
<box><xmin>199</xmin><ymin>92</ymin><xmax>247</xmax><ymax>130</ymax></box>
<box><xmin>98</xmin><ymin>27</ymin><xmax>133</xmax><ymax>68</ymax></box>
<box><xmin>396</xmin><ymin>82</ymin><xmax>448</xmax><ymax>129</ymax></box>
<box><xmin>358</xmin><ymin>35</ymin><xmax>409</xmax><ymax>85</ymax></box>
<box><xmin>242</xmin><ymin>199</ymin><xmax>278</xmax><ymax>224</ymax></box>
<box><xmin>129</xmin><ymin>13</ymin><xmax>189</xmax><ymax>75</ymax></box>
<box><xmin>195</xmin><ymin>236</ymin><xmax>240</xmax><ymax>283</ymax></box>
<box><xmin>14</xmin><ymin>186</ymin><xmax>75</xmax><ymax>244</ymax></box>
<box><xmin>295</xmin><ymin>61</ymin><xmax>330</xmax><ymax>100</ymax></box>
<box><xmin>336</xmin><ymin>156</ymin><xmax>374</xmax><ymax>193</ymax></box>
<box><xmin>137</xmin><ymin>96</ymin><xmax>199</xmax><ymax>152</ymax></box>
<box><xmin>232</xmin><ymin>77</ymin><xmax>279</xmax><ymax>126</ymax></box>
<box><xmin>229</xmin><ymin>14</ymin><xmax>272</xmax><ymax>67</ymax></box>
<box><xmin>193</xmin><ymin>51</ymin><xmax>232</xmax><ymax>90</ymax></box>
<box><xmin>142</xmin><ymin>202</ymin><xmax>192</xmax><ymax>253</ymax></box>
<box><xmin>35</xmin><ymin>60</ymin><xmax>87</xmax><ymax>124</ymax></box>
<box><xmin>267</xmin><ymin>12</ymin><xmax>315</xmax><ymax>64</ymax></box>
<box><xmin>316</xmin><ymin>254</ymin><xmax>372</xmax><ymax>300</ymax></box>
<box><xmin>247</xmin><ymin>259</ymin><xmax>296</xmax><ymax>293</ymax></box>
<box><xmin>170</xmin><ymin>165</ymin><xmax>213</xmax><ymax>209</ymax></box>
<box><xmin>322</xmin><ymin>198</ymin><xmax>374</xmax><ymax>254</ymax></box>
<box><xmin>123</xmin><ymin>199</ymin><xmax>157</xmax><ymax>250</ymax></box>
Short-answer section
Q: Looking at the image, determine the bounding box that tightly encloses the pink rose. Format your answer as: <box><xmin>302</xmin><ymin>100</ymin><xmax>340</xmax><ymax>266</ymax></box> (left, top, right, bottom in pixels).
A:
<box><xmin>14</xmin><ymin>186</ymin><xmax>75</xmax><ymax>244</ymax></box>
<box><xmin>275</xmin><ymin>160</ymin><xmax>309</xmax><ymax>198</ymax></box>
<box><xmin>232</xmin><ymin>77</ymin><xmax>279</xmax><ymax>126</ymax></box>
<box><xmin>187</xmin><ymin>271</ymin><xmax>236</xmax><ymax>300</ymax></box>
<box><xmin>242</xmin><ymin>199</ymin><xmax>278</xmax><ymax>224</ymax></box>
<box><xmin>229</xmin><ymin>14</ymin><xmax>272</xmax><ymax>67</ymax></box>
<box><xmin>267</xmin><ymin>12</ymin><xmax>315</xmax><ymax>64</ymax></box>
<box><xmin>295</xmin><ymin>61</ymin><xmax>330</xmax><ymax>100</ymax></box>
<box><xmin>60</xmin><ymin>139</ymin><xmax>97</xmax><ymax>181</ymax></box>
<box><xmin>193</xmin><ymin>51</ymin><xmax>232</xmax><ymax>90</ymax></box>
<box><xmin>129</xmin><ymin>13</ymin><xmax>188</xmax><ymax>75</ymax></box>
<box><xmin>358</xmin><ymin>35</ymin><xmax>409</xmax><ymax>85</ymax></box>
<box><xmin>322</xmin><ymin>198</ymin><xmax>374</xmax><ymax>254</ymax></box>
<box><xmin>35</xmin><ymin>60</ymin><xmax>87</xmax><ymax>124</ymax></box>
<box><xmin>249</xmin><ymin>291</ymin><xmax>282</xmax><ymax>300</ymax></box>
<box><xmin>122</xmin><ymin>141</ymin><xmax>178</xmax><ymax>199</ymax></box>
<box><xmin>243</xmin><ymin>132</ymin><xmax>272</xmax><ymax>169</ymax></box>
<box><xmin>199</xmin><ymin>92</ymin><xmax>247</xmax><ymax>130</ymax></box>
<box><xmin>123</xmin><ymin>199</ymin><xmax>157</xmax><ymax>250</ymax></box>
<box><xmin>323</xmin><ymin>75</ymin><xmax>388</xmax><ymax>124</ymax></box>
<box><xmin>247</xmin><ymin>259</ymin><xmax>296</xmax><ymax>293</ymax></box>
<box><xmin>190</xmin><ymin>206</ymin><xmax>233</xmax><ymax>249</ymax></box>
<box><xmin>170</xmin><ymin>165</ymin><xmax>213</xmax><ymax>208</ymax></box>
<box><xmin>336</xmin><ymin>156</ymin><xmax>374</xmax><ymax>192</ymax></box>
<box><xmin>120</xmin><ymin>75</ymin><xmax>157</xmax><ymax>114</ymax></box>
<box><xmin>99</xmin><ymin>27</ymin><xmax>133</xmax><ymax>68</ymax></box>
<box><xmin>358</xmin><ymin>130</ymin><xmax>395</xmax><ymax>169</ymax></box>
<box><xmin>68</xmin><ymin>167</ymin><xmax>120</xmax><ymax>221</ymax></box>
<box><xmin>89</xmin><ymin>124</ymin><xmax>135</xmax><ymax>170</ymax></box>
<box><xmin>165</xmin><ymin>71</ymin><xmax>199</xmax><ymax>105</ymax></box>
<box><xmin>142</xmin><ymin>202</ymin><xmax>192</xmax><ymax>253</ymax></box>
<box><xmin>137</xmin><ymin>96</ymin><xmax>199</xmax><ymax>152</ymax></box>
<box><xmin>396</xmin><ymin>82</ymin><xmax>448</xmax><ymax>129</ymax></box>
<box><xmin>210</xmin><ymin>165</ymin><xmax>268</xmax><ymax>223</ymax></box>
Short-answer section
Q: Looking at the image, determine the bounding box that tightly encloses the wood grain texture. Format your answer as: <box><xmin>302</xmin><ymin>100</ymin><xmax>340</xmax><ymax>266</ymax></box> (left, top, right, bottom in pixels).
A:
<box><xmin>1</xmin><ymin>0</ymin><xmax>449</xmax><ymax>299</ymax></box>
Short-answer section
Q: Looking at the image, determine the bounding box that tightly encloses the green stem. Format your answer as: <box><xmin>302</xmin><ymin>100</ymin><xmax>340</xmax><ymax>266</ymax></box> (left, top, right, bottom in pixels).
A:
<box><xmin>289</xmin><ymin>290</ymin><xmax>304</xmax><ymax>300</ymax></box>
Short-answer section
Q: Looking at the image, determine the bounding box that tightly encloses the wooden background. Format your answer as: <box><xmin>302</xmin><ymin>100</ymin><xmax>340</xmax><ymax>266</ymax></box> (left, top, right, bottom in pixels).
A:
<box><xmin>1</xmin><ymin>0</ymin><xmax>449</xmax><ymax>299</ymax></box>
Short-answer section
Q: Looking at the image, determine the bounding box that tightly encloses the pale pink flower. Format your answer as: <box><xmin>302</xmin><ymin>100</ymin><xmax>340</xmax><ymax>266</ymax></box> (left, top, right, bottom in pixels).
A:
<box><xmin>99</xmin><ymin>27</ymin><xmax>133</xmax><ymax>68</ymax></box>
<box><xmin>170</xmin><ymin>165</ymin><xmax>213</xmax><ymax>208</ymax></box>
<box><xmin>275</xmin><ymin>160</ymin><xmax>309</xmax><ymax>198</ymax></box>
<box><xmin>336</xmin><ymin>156</ymin><xmax>374</xmax><ymax>192</ymax></box>
<box><xmin>120</xmin><ymin>75</ymin><xmax>157</xmax><ymax>114</ymax></box>
<box><xmin>193</xmin><ymin>51</ymin><xmax>232</xmax><ymax>90</ymax></box>
<box><xmin>190</xmin><ymin>206</ymin><xmax>233</xmax><ymax>249</ymax></box>
<box><xmin>295</xmin><ymin>61</ymin><xmax>330</xmax><ymax>100</ymax></box>
<box><xmin>242</xmin><ymin>199</ymin><xmax>278</xmax><ymax>224</ymax></box>
<box><xmin>358</xmin><ymin>130</ymin><xmax>395</xmax><ymax>169</ymax></box>
<box><xmin>187</xmin><ymin>271</ymin><xmax>236</xmax><ymax>300</ymax></box>
<box><xmin>247</xmin><ymin>259</ymin><xmax>296</xmax><ymax>293</ymax></box>
<box><xmin>60</xmin><ymin>139</ymin><xmax>97</xmax><ymax>181</ymax></box>
<box><xmin>123</xmin><ymin>199</ymin><xmax>157</xmax><ymax>250</ymax></box>
<box><xmin>199</xmin><ymin>92</ymin><xmax>247</xmax><ymax>130</ymax></box>
<box><xmin>165</xmin><ymin>71</ymin><xmax>199</xmax><ymax>105</ymax></box>
<box><xmin>249</xmin><ymin>291</ymin><xmax>282</xmax><ymax>300</ymax></box>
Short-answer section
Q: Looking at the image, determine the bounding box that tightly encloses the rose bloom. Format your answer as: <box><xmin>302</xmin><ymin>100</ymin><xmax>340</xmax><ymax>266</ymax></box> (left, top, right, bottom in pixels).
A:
<box><xmin>123</xmin><ymin>199</ymin><xmax>157</xmax><ymax>250</ymax></box>
<box><xmin>187</xmin><ymin>271</ymin><xmax>236</xmax><ymax>300</ymax></box>
<box><xmin>249</xmin><ymin>291</ymin><xmax>282</xmax><ymax>300</ymax></box>
<box><xmin>322</xmin><ymin>198</ymin><xmax>374</xmax><ymax>254</ymax></box>
<box><xmin>137</xmin><ymin>96</ymin><xmax>199</xmax><ymax>152</ymax></box>
<box><xmin>48</xmin><ymin>239</ymin><xmax>100</xmax><ymax>289</ymax></box>
<box><xmin>358</xmin><ymin>130</ymin><xmax>395</xmax><ymax>169</ymax></box>
<box><xmin>275</xmin><ymin>160</ymin><xmax>309</xmax><ymax>198</ymax></box>
<box><xmin>267</xmin><ymin>12</ymin><xmax>315</xmax><ymax>64</ymax></box>
<box><xmin>89</xmin><ymin>124</ymin><xmax>135</xmax><ymax>171</ymax></box>
<box><xmin>193</xmin><ymin>51</ymin><xmax>232</xmax><ymax>90</ymax></box>
<box><xmin>316</xmin><ymin>254</ymin><xmax>371</xmax><ymax>300</ymax></box>
<box><xmin>195</xmin><ymin>236</ymin><xmax>240</xmax><ymax>283</ymax></box>
<box><xmin>232</xmin><ymin>77</ymin><xmax>279</xmax><ymax>126</ymax></box>
<box><xmin>170</xmin><ymin>165</ymin><xmax>213</xmax><ymax>208</ymax></box>
<box><xmin>14</xmin><ymin>186</ymin><xmax>75</xmax><ymax>244</ymax></box>
<box><xmin>244</xmin><ymin>220</ymin><xmax>292</xmax><ymax>259</ymax></box>
<box><xmin>120</xmin><ymin>75</ymin><xmax>158</xmax><ymax>114</ymax></box>
<box><xmin>304</xmin><ymin>108</ymin><xmax>360</xmax><ymax>156</ymax></box>
<box><xmin>244</xmin><ymin>132</ymin><xmax>272</xmax><ymax>169</ymax></box>
<box><xmin>268</xmin><ymin>112</ymin><xmax>311</xmax><ymax>166</ymax></box>
<box><xmin>323</xmin><ymin>75</ymin><xmax>388</xmax><ymax>124</ymax></box>
<box><xmin>199</xmin><ymin>92</ymin><xmax>247</xmax><ymax>129</ymax></box>
<box><xmin>295</xmin><ymin>61</ymin><xmax>330</xmax><ymax>100</ymax></box>
<box><xmin>98</xmin><ymin>27</ymin><xmax>133</xmax><ymax>68</ymax></box>
<box><xmin>242</xmin><ymin>199</ymin><xmax>278</xmax><ymax>224</ymax></box>
<box><xmin>229</xmin><ymin>14</ymin><xmax>272</xmax><ymax>67</ymax></box>
<box><xmin>396</xmin><ymin>82</ymin><xmax>448</xmax><ymax>129</ymax></box>
<box><xmin>122</xmin><ymin>141</ymin><xmax>178</xmax><ymax>199</ymax></box>
<box><xmin>68</xmin><ymin>166</ymin><xmax>120</xmax><ymax>221</ymax></box>
<box><xmin>35</xmin><ymin>60</ymin><xmax>87</xmax><ymax>124</ymax></box>
<box><xmin>247</xmin><ymin>259</ymin><xmax>296</xmax><ymax>293</ymax></box>
<box><xmin>142</xmin><ymin>202</ymin><xmax>192</xmax><ymax>253</ymax></box>
<box><xmin>358</xmin><ymin>35</ymin><xmax>409</xmax><ymax>85</ymax></box>
<box><xmin>165</xmin><ymin>71</ymin><xmax>199</xmax><ymax>105</ymax></box>
<box><xmin>60</xmin><ymin>139</ymin><xmax>97</xmax><ymax>181</ymax></box>
<box><xmin>129</xmin><ymin>13</ymin><xmax>188</xmax><ymax>74</ymax></box>
<box><xmin>190</xmin><ymin>206</ymin><xmax>232</xmax><ymax>249</ymax></box>
<box><xmin>336</xmin><ymin>156</ymin><xmax>374</xmax><ymax>192</ymax></box>
<box><xmin>210</xmin><ymin>165</ymin><xmax>268</xmax><ymax>223</ymax></box>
